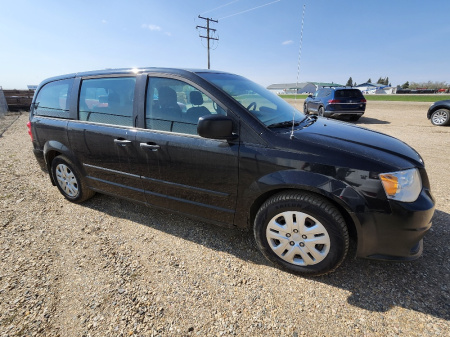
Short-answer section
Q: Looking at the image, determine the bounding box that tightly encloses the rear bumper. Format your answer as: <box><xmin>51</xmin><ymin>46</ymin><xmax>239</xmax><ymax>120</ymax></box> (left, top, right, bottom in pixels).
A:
<box><xmin>327</xmin><ymin>111</ymin><xmax>365</xmax><ymax>118</ymax></box>
<box><xmin>356</xmin><ymin>188</ymin><xmax>435</xmax><ymax>261</ymax></box>
<box><xmin>325</xmin><ymin>104</ymin><xmax>366</xmax><ymax>118</ymax></box>
<box><xmin>32</xmin><ymin>148</ymin><xmax>47</xmax><ymax>172</ymax></box>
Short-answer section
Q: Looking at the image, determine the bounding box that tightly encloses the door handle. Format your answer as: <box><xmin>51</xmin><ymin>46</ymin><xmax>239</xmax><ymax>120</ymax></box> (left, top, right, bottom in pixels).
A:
<box><xmin>140</xmin><ymin>142</ymin><xmax>160</xmax><ymax>151</ymax></box>
<box><xmin>114</xmin><ymin>138</ymin><xmax>132</xmax><ymax>146</ymax></box>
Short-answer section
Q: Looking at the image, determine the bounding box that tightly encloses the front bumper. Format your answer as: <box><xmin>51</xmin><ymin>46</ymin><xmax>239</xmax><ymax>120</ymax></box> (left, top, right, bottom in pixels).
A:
<box><xmin>356</xmin><ymin>188</ymin><xmax>435</xmax><ymax>261</ymax></box>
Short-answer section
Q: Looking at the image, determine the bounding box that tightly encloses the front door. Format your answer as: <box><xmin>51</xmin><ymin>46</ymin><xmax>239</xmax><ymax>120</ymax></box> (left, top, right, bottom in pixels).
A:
<box><xmin>132</xmin><ymin>76</ymin><xmax>240</xmax><ymax>224</ymax></box>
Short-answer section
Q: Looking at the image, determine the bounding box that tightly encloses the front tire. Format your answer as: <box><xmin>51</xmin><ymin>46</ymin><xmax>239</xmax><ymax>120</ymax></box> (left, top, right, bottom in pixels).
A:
<box><xmin>430</xmin><ymin>109</ymin><xmax>450</xmax><ymax>126</ymax></box>
<box><xmin>51</xmin><ymin>155</ymin><xmax>95</xmax><ymax>203</ymax></box>
<box><xmin>254</xmin><ymin>192</ymin><xmax>349</xmax><ymax>276</ymax></box>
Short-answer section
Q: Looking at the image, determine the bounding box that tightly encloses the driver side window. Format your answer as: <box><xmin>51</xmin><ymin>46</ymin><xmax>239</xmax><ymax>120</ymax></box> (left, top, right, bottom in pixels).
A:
<box><xmin>145</xmin><ymin>77</ymin><xmax>226</xmax><ymax>135</ymax></box>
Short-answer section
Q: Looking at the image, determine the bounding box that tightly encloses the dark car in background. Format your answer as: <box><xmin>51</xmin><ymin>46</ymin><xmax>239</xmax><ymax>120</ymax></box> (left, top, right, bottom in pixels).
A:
<box><xmin>427</xmin><ymin>100</ymin><xmax>450</xmax><ymax>126</ymax></box>
<box><xmin>28</xmin><ymin>68</ymin><xmax>434</xmax><ymax>276</ymax></box>
<box><xmin>304</xmin><ymin>87</ymin><xmax>366</xmax><ymax>121</ymax></box>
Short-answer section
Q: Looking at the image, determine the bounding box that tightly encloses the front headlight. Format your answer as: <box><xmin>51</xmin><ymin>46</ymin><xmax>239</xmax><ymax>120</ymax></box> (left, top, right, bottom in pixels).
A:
<box><xmin>379</xmin><ymin>168</ymin><xmax>422</xmax><ymax>202</ymax></box>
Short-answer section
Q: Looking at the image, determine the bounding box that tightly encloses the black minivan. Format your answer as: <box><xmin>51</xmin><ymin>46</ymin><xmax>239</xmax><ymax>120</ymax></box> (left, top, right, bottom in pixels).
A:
<box><xmin>28</xmin><ymin>68</ymin><xmax>435</xmax><ymax>276</ymax></box>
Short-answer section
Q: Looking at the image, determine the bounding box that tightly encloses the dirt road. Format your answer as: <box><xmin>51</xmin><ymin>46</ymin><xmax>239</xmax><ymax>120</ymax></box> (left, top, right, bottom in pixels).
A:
<box><xmin>0</xmin><ymin>102</ymin><xmax>449</xmax><ymax>336</ymax></box>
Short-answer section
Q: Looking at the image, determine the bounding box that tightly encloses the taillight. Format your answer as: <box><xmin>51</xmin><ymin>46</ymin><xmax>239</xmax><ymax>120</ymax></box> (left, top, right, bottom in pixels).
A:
<box><xmin>328</xmin><ymin>99</ymin><xmax>341</xmax><ymax>104</ymax></box>
<box><xmin>361</xmin><ymin>99</ymin><xmax>367</xmax><ymax>103</ymax></box>
<box><xmin>27</xmin><ymin>121</ymin><xmax>33</xmax><ymax>141</ymax></box>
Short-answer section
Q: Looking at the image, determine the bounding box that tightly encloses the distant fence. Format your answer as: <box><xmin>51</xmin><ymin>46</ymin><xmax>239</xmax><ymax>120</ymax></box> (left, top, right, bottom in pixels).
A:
<box><xmin>396</xmin><ymin>88</ymin><xmax>449</xmax><ymax>94</ymax></box>
<box><xmin>2</xmin><ymin>89</ymin><xmax>35</xmax><ymax>111</ymax></box>
<box><xmin>0</xmin><ymin>88</ymin><xmax>8</xmax><ymax>116</ymax></box>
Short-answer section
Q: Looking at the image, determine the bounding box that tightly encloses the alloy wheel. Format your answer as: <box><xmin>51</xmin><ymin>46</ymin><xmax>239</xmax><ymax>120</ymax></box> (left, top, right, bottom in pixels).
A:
<box><xmin>432</xmin><ymin>110</ymin><xmax>449</xmax><ymax>125</ymax></box>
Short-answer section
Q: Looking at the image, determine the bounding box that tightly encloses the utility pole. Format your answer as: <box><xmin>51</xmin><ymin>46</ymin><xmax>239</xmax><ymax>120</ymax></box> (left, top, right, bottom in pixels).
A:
<box><xmin>196</xmin><ymin>16</ymin><xmax>218</xmax><ymax>69</ymax></box>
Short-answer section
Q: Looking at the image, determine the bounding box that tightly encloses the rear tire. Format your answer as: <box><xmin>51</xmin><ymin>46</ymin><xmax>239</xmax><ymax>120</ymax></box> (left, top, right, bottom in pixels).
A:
<box><xmin>318</xmin><ymin>107</ymin><xmax>325</xmax><ymax>117</ymax></box>
<box><xmin>254</xmin><ymin>192</ymin><xmax>349</xmax><ymax>276</ymax></box>
<box><xmin>304</xmin><ymin>103</ymin><xmax>309</xmax><ymax>115</ymax></box>
<box><xmin>51</xmin><ymin>155</ymin><xmax>95</xmax><ymax>203</ymax></box>
<box><xmin>430</xmin><ymin>109</ymin><xmax>450</xmax><ymax>126</ymax></box>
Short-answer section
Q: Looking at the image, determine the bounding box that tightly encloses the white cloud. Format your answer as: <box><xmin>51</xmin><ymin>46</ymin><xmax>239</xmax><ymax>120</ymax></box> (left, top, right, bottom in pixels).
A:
<box><xmin>142</xmin><ymin>24</ymin><xmax>162</xmax><ymax>31</ymax></box>
<box><xmin>282</xmin><ymin>40</ymin><xmax>294</xmax><ymax>45</ymax></box>
<box><xmin>141</xmin><ymin>23</ymin><xmax>172</xmax><ymax>37</ymax></box>
<box><xmin>101</xmin><ymin>19</ymin><xmax>107</xmax><ymax>24</ymax></box>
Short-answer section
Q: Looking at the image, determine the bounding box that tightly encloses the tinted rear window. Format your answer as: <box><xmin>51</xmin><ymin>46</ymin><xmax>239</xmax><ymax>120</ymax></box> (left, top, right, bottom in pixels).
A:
<box><xmin>34</xmin><ymin>79</ymin><xmax>72</xmax><ymax>118</ymax></box>
<box><xmin>79</xmin><ymin>77</ymin><xmax>135</xmax><ymax>126</ymax></box>
<box><xmin>335</xmin><ymin>89</ymin><xmax>363</xmax><ymax>98</ymax></box>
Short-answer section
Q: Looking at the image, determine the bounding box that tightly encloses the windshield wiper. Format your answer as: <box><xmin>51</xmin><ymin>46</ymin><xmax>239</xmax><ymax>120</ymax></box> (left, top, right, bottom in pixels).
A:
<box><xmin>299</xmin><ymin>115</ymin><xmax>318</xmax><ymax>123</ymax></box>
<box><xmin>267</xmin><ymin>120</ymin><xmax>300</xmax><ymax>128</ymax></box>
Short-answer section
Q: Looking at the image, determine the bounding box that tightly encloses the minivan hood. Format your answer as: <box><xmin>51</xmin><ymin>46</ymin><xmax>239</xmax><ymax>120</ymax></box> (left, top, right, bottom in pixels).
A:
<box><xmin>286</xmin><ymin>118</ymin><xmax>423</xmax><ymax>168</ymax></box>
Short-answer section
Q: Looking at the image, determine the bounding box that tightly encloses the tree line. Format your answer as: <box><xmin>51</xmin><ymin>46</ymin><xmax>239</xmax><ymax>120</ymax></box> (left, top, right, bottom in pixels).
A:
<box><xmin>345</xmin><ymin>77</ymin><xmax>390</xmax><ymax>87</ymax></box>
<box><xmin>400</xmin><ymin>81</ymin><xmax>449</xmax><ymax>90</ymax></box>
<box><xmin>345</xmin><ymin>76</ymin><xmax>448</xmax><ymax>89</ymax></box>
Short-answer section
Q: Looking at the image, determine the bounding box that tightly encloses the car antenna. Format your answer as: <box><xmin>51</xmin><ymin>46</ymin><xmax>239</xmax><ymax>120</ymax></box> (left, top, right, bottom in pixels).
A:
<box><xmin>291</xmin><ymin>3</ymin><xmax>306</xmax><ymax>140</ymax></box>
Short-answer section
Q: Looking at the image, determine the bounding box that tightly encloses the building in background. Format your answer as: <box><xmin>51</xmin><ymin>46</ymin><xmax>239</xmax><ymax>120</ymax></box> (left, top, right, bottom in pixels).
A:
<box><xmin>267</xmin><ymin>82</ymin><xmax>316</xmax><ymax>95</ymax></box>
<box><xmin>355</xmin><ymin>83</ymin><xmax>396</xmax><ymax>95</ymax></box>
<box><xmin>0</xmin><ymin>86</ymin><xmax>36</xmax><ymax>112</ymax></box>
<box><xmin>267</xmin><ymin>82</ymin><xmax>343</xmax><ymax>95</ymax></box>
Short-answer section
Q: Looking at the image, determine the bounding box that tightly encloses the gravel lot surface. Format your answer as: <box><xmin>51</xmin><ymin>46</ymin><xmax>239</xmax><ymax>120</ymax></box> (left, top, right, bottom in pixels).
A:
<box><xmin>1</xmin><ymin>101</ymin><xmax>449</xmax><ymax>336</ymax></box>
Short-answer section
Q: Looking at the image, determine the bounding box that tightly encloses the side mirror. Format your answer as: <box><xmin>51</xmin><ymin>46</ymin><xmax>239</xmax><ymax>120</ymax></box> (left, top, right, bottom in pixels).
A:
<box><xmin>307</xmin><ymin>94</ymin><xmax>313</xmax><ymax>98</ymax></box>
<box><xmin>197</xmin><ymin>115</ymin><xmax>236</xmax><ymax>140</ymax></box>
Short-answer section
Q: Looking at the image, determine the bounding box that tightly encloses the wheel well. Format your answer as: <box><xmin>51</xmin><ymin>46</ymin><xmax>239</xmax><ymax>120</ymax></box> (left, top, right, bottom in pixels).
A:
<box><xmin>249</xmin><ymin>188</ymin><xmax>357</xmax><ymax>241</ymax></box>
<box><xmin>45</xmin><ymin>150</ymin><xmax>62</xmax><ymax>185</ymax></box>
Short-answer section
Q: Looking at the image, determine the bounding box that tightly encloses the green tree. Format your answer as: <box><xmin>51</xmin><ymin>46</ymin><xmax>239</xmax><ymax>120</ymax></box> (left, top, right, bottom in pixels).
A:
<box><xmin>402</xmin><ymin>81</ymin><xmax>409</xmax><ymax>89</ymax></box>
<box><xmin>409</xmin><ymin>81</ymin><xmax>448</xmax><ymax>89</ymax></box>
<box><xmin>367</xmin><ymin>78</ymin><xmax>372</xmax><ymax>83</ymax></box>
<box><xmin>346</xmin><ymin>77</ymin><xmax>353</xmax><ymax>87</ymax></box>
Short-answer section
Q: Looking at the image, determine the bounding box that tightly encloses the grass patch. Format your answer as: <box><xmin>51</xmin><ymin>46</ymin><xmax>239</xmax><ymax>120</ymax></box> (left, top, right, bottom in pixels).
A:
<box><xmin>279</xmin><ymin>95</ymin><xmax>309</xmax><ymax>99</ymax></box>
<box><xmin>279</xmin><ymin>94</ymin><xmax>450</xmax><ymax>102</ymax></box>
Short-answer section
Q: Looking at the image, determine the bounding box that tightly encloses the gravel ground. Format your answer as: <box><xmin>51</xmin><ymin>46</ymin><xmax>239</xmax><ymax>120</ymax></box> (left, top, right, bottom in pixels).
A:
<box><xmin>0</xmin><ymin>102</ymin><xmax>449</xmax><ymax>336</ymax></box>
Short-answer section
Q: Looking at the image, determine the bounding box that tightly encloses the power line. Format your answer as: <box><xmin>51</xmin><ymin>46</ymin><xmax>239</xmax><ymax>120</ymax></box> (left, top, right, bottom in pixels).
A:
<box><xmin>201</xmin><ymin>0</ymin><xmax>241</xmax><ymax>15</ymax></box>
<box><xmin>218</xmin><ymin>0</ymin><xmax>281</xmax><ymax>20</ymax></box>
<box><xmin>196</xmin><ymin>16</ymin><xmax>219</xmax><ymax>69</ymax></box>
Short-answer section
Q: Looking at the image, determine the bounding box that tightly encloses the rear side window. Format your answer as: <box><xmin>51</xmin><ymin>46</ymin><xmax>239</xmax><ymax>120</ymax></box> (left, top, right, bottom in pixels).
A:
<box><xmin>335</xmin><ymin>89</ymin><xmax>363</xmax><ymax>98</ymax></box>
<box><xmin>316</xmin><ymin>89</ymin><xmax>331</xmax><ymax>98</ymax></box>
<box><xmin>34</xmin><ymin>79</ymin><xmax>72</xmax><ymax>118</ymax></box>
<box><xmin>79</xmin><ymin>77</ymin><xmax>136</xmax><ymax>126</ymax></box>
<box><xmin>315</xmin><ymin>89</ymin><xmax>324</xmax><ymax>98</ymax></box>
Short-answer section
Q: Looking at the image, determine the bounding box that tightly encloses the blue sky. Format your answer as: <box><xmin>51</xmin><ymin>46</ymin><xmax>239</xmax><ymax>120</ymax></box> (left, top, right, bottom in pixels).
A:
<box><xmin>1</xmin><ymin>0</ymin><xmax>449</xmax><ymax>89</ymax></box>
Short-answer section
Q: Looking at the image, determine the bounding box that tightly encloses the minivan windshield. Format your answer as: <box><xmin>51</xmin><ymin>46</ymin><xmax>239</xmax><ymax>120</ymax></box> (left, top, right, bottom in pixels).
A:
<box><xmin>198</xmin><ymin>72</ymin><xmax>304</xmax><ymax>126</ymax></box>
